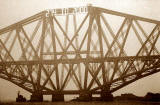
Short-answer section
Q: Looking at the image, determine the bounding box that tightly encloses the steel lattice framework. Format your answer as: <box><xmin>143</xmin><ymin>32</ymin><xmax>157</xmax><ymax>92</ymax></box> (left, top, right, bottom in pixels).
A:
<box><xmin>0</xmin><ymin>5</ymin><xmax>160</xmax><ymax>97</ymax></box>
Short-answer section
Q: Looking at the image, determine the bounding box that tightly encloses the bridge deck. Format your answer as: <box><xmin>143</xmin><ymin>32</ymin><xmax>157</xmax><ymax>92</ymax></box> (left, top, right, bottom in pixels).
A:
<box><xmin>0</xmin><ymin>55</ymin><xmax>159</xmax><ymax>65</ymax></box>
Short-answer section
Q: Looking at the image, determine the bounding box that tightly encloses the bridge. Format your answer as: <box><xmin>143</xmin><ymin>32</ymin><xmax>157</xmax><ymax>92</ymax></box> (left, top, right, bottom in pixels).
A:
<box><xmin>0</xmin><ymin>5</ymin><xmax>160</xmax><ymax>101</ymax></box>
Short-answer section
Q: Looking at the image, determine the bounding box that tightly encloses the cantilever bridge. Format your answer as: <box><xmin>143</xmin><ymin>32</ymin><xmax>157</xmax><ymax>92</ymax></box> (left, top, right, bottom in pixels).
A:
<box><xmin>0</xmin><ymin>5</ymin><xmax>160</xmax><ymax>101</ymax></box>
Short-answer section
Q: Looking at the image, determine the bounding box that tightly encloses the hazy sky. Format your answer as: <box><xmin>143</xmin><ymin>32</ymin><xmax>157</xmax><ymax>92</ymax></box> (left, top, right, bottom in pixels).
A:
<box><xmin>0</xmin><ymin>0</ymin><xmax>160</xmax><ymax>102</ymax></box>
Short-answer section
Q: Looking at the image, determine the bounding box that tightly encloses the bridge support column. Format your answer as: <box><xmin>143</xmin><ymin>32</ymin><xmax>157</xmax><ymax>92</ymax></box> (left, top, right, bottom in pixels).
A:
<box><xmin>78</xmin><ymin>92</ymin><xmax>92</xmax><ymax>101</ymax></box>
<box><xmin>52</xmin><ymin>94</ymin><xmax>64</xmax><ymax>102</ymax></box>
<box><xmin>100</xmin><ymin>88</ymin><xmax>113</xmax><ymax>101</ymax></box>
<box><xmin>100</xmin><ymin>91</ymin><xmax>113</xmax><ymax>101</ymax></box>
<box><xmin>30</xmin><ymin>93</ymin><xmax>43</xmax><ymax>102</ymax></box>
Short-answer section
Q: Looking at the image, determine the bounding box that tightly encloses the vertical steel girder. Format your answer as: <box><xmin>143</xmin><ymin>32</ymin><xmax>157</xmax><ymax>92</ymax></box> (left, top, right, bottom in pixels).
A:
<box><xmin>0</xmin><ymin>6</ymin><xmax>160</xmax><ymax>95</ymax></box>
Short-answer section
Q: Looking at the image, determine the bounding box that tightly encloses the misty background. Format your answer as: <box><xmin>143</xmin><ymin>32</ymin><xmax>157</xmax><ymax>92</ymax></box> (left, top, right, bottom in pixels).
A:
<box><xmin>0</xmin><ymin>0</ymin><xmax>160</xmax><ymax>101</ymax></box>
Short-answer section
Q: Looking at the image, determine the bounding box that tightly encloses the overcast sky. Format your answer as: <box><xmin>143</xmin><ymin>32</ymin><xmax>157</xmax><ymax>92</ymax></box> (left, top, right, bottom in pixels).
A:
<box><xmin>0</xmin><ymin>0</ymin><xmax>160</xmax><ymax>102</ymax></box>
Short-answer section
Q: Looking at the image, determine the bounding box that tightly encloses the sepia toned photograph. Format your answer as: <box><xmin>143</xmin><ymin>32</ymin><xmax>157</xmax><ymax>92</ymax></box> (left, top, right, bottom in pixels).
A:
<box><xmin>0</xmin><ymin>0</ymin><xmax>160</xmax><ymax>105</ymax></box>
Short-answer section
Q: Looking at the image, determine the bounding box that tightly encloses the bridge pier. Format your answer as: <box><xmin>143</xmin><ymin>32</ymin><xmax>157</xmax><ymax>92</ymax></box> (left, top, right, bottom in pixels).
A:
<box><xmin>100</xmin><ymin>91</ymin><xmax>113</xmax><ymax>101</ymax></box>
<box><xmin>100</xmin><ymin>88</ymin><xmax>113</xmax><ymax>101</ymax></box>
<box><xmin>52</xmin><ymin>94</ymin><xmax>64</xmax><ymax>102</ymax></box>
<box><xmin>30</xmin><ymin>93</ymin><xmax>43</xmax><ymax>102</ymax></box>
<box><xmin>78</xmin><ymin>92</ymin><xmax>92</xmax><ymax>101</ymax></box>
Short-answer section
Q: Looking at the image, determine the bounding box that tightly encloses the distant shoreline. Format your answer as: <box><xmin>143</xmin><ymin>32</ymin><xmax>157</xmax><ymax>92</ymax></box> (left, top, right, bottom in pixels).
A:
<box><xmin>1</xmin><ymin>101</ymin><xmax>160</xmax><ymax>105</ymax></box>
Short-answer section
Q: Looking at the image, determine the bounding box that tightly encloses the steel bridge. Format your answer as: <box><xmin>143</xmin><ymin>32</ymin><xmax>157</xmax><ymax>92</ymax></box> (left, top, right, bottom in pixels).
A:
<box><xmin>0</xmin><ymin>5</ymin><xmax>160</xmax><ymax>101</ymax></box>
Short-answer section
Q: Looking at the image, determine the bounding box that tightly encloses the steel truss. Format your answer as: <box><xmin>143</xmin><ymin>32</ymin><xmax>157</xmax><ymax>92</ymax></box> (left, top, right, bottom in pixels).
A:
<box><xmin>0</xmin><ymin>6</ymin><xmax>160</xmax><ymax>96</ymax></box>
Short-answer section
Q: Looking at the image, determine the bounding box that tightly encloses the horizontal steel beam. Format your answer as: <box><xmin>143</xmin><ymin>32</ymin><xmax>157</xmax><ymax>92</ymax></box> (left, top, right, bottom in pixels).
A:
<box><xmin>42</xmin><ymin>90</ymin><xmax>101</xmax><ymax>95</ymax></box>
<box><xmin>0</xmin><ymin>55</ymin><xmax>159</xmax><ymax>65</ymax></box>
<box><xmin>43</xmin><ymin>51</ymin><xmax>101</xmax><ymax>55</ymax></box>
